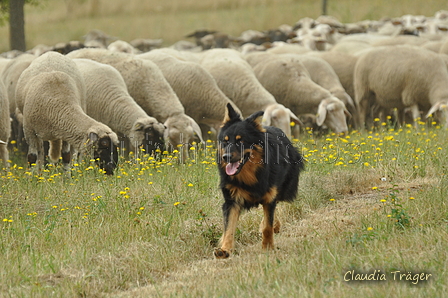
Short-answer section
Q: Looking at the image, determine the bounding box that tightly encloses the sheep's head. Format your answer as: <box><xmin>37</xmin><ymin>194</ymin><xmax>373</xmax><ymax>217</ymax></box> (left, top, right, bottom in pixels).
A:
<box><xmin>262</xmin><ymin>103</ymin><xmax>303</xmax><ymax>139</ymax></box>
<box><xmin>129</xmin><ymin>117</ymin><xmax>166</xmax><ymax>156</ymax></box>
<box><xmin>316</xmin><ymin>97</ymin><xmax>350</xmax><ymax>134</ymax></box>
<box><xmin>88</xmin><ymin>131</ymin><xmax>119</xmax><ymax>175</ymax></box>
<box><xmin>164</xmin><ymin>114</ymin><xmax>203</xmax><ymax>161</ymax></box>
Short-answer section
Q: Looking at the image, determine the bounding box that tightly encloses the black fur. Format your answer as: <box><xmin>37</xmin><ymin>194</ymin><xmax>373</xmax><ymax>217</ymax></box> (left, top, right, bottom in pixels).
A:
<box><xmin>214</xmin><ymin>103</ymin><xmax>304</xmax><ymax>258</ymax></box>
<box><xmin>93</xmin><ymin>137</ymin><xmax>119</xmax><ymax>175</ymax></box>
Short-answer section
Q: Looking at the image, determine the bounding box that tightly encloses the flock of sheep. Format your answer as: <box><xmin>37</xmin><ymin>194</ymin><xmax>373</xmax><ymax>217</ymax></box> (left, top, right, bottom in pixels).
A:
<box><xmin>1</xmin><ymin>9</ymin><xmax>448</xmax><ymax>174</ymax></box>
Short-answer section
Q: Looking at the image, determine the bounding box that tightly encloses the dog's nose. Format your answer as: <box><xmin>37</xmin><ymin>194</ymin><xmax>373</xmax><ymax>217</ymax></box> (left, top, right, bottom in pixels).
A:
<box><xmin>222</xmin><ymin>153</ymin><xmax>231</xmax><ymax>162</ymax></box>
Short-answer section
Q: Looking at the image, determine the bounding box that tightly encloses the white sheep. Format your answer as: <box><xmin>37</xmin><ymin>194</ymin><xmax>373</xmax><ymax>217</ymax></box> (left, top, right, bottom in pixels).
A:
<box><xmin>72</xmin><ymin>58</ymin><xmax>165</xmax><ymax>156</ymax></box>
<box><xmin>306</xmin><ymin>51</ymin><xmax>358</xmax><ymax>101</ymax></box>
<box><xmin>0</xmin><ymin>80</ymin><xmax>10</xmax><ymax>168</ymax></box>
<box><xmin>15</xmin><ymin>52</ymin><xmax>119</xmax><ymax>174</ymax></box>
<box><xmin>354</xmin><ymin>45</ymin><xmax>448</xmax><ymax>128</ymax></box>
<box><xmin>66</xmin><ymin>48</ymin><xmax>203</xmax><ymax>158</ymax></box>
<box><xmin>1</xmin><ymin>53</ymin><xmax>36</xmax><ymax>146</ymax></box>
<box><xmin>279</xmin><ymin>53</ymin><xmax>357</xmax><ymax>128</ymax></box>
<box><xmin>107</xmin><ymin>40</ymin><xmax>140</xmax><ymax>54</ymax></box>
<box><xmin>266</xmin><ymin>42</ymin><xmax>311</xmax><ymax>55</ymax></box>
<box><xmin>245</xmin><ymin>51</ymin><xmax>349</xmax><ymax>134</ymax></box>
<box><xmin>198</xmin><ymin>48</ymin><xmax>301</xmax><ymax>138</ymax></box>
<box><xmin>137</xmin><ymin>50</ymin><xmax>241</xmax><ymax>137</ymax></box>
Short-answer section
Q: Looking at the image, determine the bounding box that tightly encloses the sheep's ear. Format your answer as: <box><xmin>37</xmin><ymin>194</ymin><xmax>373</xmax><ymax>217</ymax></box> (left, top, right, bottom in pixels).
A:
<box><xmin>246</xmin><ymin>110</ymin><xmax>266</xmax><ymax>132</ymax></box>
<box><xmin>344</xmin><ymin>107</ymin><xmax>352</xmax><ymax>119</ymax></box>
<box><xmin>163</xmin><ymin>120</ymin><xmax>170</xmax><ymax>142</ymax></box>
<box><xmin>186</xmin><ymin>115</ymin><xmax>204</xmax><ymax>143</ymax></box>
<box><xmin>316</xmin><ymin>100</ymin><xmax>328</xmax><ymax>126</ymax></box>
<box><xmin>426</xmin><ymin>102</ymin><xmax>442</xmax><ymax>118</ymax></box>
<box><xmin>134</xmin><ymin>121</ymin><xmax>144</xmax><ymax>131</ymax></box>
<box><xmin>262</xmin><ymin>108</ymin><xmax>272</xmax><ymax>126</ymax></box>
<box><xmin>223</xmin><ymin>103</ymin><xmax>241</xmax><ymax>124</ymax></box>
<box><xmin>88</xmin><ymin>132</ymin><xmax>99</xmax><ymax>145</ymax></box>
<box><xmin>0</xmin><ymin>140</ymin><xmax>6</xmax><ymax>145</ymax></box>
<box><xmin>289</xmin><ymin>109</ymin><xmax>304</xmax><ymax>127</ymax></box>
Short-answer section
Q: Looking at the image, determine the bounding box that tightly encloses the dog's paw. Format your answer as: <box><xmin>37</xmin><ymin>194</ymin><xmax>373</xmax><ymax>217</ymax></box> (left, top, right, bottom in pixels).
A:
<box><xmin>214</xmin><ymin>248</ymin><xmax>230</xmax><ymax>259</ymax></box>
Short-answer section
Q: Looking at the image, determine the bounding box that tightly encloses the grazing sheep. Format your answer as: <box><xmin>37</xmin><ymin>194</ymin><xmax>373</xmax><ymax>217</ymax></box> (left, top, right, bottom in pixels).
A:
<box><xmin>15</xmin><ymin>52</ymin><xmax>119</xmax><ymax>174</ymax></box>
<box><xmin>266</xmin><ymin>42</ymin><xmax>311</xmax><ymax>55</ymax></box>
<box><xmin>198</xmin><ymin>48</ymin><xmax>301</xmax><ymax>138</ymax></box>
<box><xmin>66</xmin><ymin>48</ymin><xmax>203</xmax><ymax>158</ymax></box>
<box><xmin>354</xmin><ymin>45</ymin><xmax>448</xmax><ymax>128</ymax></box>
<box><xmin>130</xmin><ymin>38</ymin><xmax>163</xmax><ymax>52</ymax></box>
<box><xmin>280</xmin><ymin>54</ymin><xmax>357</xmax><ymax>128</ymax></box>
<box><xmin>82</xmin><ymin>29</ymin><xmax>115</xmax><ymax>48</ymax></box>
<box><xmin>1</xmin><ymin>53</ymin><xmax>36</xmax><ymax>148</ymax></box>
<box><xmin>107</xmin><ymin>40</ymin><xmax>140</xmax><ymax>54</ymax></box>
<box><xmin>0</xmin><ymin>80</ymin><xmax>10</xmax><ymax>167</ymax></box>
<box><xmin>137</xmin><ymin>50</ymin><xmax>241</xmax><ymax>137</ymax></box>
<box><xmin>306</xmin><ymin>51</ymin><xmax>358</xmax><ymax>100</ymax></box>
<box><xmin>245</xmin><ymin>51</ymin><xmax>349</xmax><ymax>134</ymax></box>
<box><xmin>73</xmin><ymin>58</ymin><xmax>165</xmax><ymax>156</ymax></box>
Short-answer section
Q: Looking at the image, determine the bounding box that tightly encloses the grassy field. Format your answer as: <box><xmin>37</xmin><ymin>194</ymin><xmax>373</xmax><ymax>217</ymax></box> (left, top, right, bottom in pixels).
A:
<box><xmin>0</xmin><ymin>0</ymin><xmax>447</xmax><ymax>53</ymax></box>
<box><xmin>1</xmin><ymin>121</ymin><xmax>448</xmax><ymax>297</ymax></box>
<box><xmin>1</xmin><ymin>1</ymin><xmax>448</xmax><ymax>297</ymax></box>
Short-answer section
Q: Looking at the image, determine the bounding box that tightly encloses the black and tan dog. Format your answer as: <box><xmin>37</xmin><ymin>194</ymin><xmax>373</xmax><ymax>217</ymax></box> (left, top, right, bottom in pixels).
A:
<box><xmin>215</xmin><ymin>103</ymin><xmax>304</xmax><ymax>258</ymax></box>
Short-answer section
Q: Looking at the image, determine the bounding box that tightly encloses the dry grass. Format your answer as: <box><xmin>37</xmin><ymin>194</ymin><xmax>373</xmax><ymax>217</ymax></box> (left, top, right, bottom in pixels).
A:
<box><xmin>0</xmin><ymin>0</ymin><xmax>447</xmax><ymax>53</ymax></box>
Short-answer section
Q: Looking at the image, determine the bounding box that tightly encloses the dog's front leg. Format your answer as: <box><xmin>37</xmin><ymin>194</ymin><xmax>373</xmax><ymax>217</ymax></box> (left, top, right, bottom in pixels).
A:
<box><xmin>261</xmin><ymin>202</ymin><xmax>277</xmax><ymax>250</ymax></box>
<box><xmin>214</xmin><ymin>201</ymin><xmax>241</xmax><ymax>259</ymax></box>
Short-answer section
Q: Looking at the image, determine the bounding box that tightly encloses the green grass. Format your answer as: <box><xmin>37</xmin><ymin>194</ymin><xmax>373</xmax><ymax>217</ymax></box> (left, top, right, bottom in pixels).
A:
<box><xmin>1</xmin><ymin>1</ymin><xmax>448</xmax><ymax>296</ymax></box>
<box><xmin>1</xmin><ymin>122</ymin><xmax>448</xmax><ymax>297</ymax></box>
<box><xmin>0</xmin><ymin>0</ymin><xmax>447</xmax><ymax>53</ymax></box>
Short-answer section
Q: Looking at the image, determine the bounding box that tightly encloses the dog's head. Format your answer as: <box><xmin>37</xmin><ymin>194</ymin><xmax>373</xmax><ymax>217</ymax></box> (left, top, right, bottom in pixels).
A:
<box><xmin>218</xmin><ymin>103</ymin><xmax>266</xmax><ymax>177</ymax></box>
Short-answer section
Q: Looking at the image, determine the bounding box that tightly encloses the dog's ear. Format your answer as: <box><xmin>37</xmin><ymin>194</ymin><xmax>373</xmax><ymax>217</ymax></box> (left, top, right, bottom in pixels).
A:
<box><xmin>246</xmin><ymin>110</ymin><xmax>266</xmax><ymax>132</ymax></box>
<box><xmin>223</xmin><ymin>103</ymin><xmax>242</xmax><ymax>125</ymax></box>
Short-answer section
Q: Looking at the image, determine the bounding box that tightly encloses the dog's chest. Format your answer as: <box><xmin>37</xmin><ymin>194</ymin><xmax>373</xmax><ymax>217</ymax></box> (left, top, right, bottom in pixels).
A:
<box><xmin>225</xmin><ymin>183</ymin><xmax>278</xmax><ymax>206</ymax></box>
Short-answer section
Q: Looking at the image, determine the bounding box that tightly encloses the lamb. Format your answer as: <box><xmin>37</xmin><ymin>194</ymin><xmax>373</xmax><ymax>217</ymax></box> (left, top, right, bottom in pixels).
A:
<box><xmin>198</xmin><ymin>48</ymin><xmax>301</xmax><ymax>138</ymax></box>
<box><xmin>137</xmin><ymin>50</ymin><xmax>241</xmax><ymax>137</ymax></box>
<box><xmin>66</xmin><ymin>48</ymin><xmax>203</xmax><ymax>157</ymax></box>
<box><xmin>354</xmin><ymin>45</ymin><xmax>448</xmax><ymax>128</ymax></box>
<box><xmin>0</xmin><ymin>80</ymin><xmax>10</xmax><ymax>167</ymax></box>
<box><xmin>15</xmin><ymin>51</ymin><xmax>119</xmax><ymax>174</ymax></box>
<box><xmin>72</xmin><ymin>58</ymin><xmax>165</xmax><ymax>156</ymax></box>
<box><xmin>245</xmin><ymin>51</ymin><xmax>350</xmax><ymax>134</ymax></box>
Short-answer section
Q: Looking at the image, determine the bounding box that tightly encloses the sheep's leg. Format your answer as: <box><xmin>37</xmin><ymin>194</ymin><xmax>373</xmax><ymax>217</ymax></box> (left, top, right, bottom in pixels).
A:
<box><xmin>61</xmin><ymin>141</ymin><xmax>71</xmax><ymax>173</ymax></box>
<box><xmin>0</xmin><ymin>143</ymin><xmax>9</xmax><ymax>168</ymax></box>
<box><xmin>25</xmin><ymin>132</ymin><xmax>44</xmax><ymax>173</ymax></box>
<box><xmin>409</xmin><ymin>105</ymin><xmax>421</xmax><ymax>128</ymax></box>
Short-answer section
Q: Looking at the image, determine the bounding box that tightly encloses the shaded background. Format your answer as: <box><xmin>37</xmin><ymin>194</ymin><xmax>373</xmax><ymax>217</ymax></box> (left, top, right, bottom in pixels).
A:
<box><xmin>0</xmin><ymin>0</ymin><xmax>446</xmax><ymax>53</ymax></box>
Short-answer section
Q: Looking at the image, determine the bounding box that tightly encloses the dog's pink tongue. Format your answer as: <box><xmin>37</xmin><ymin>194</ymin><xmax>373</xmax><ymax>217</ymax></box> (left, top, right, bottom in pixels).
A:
<box><xmin>226</xmin><ymin>162</ymin><xmax>239</xmax><ymax>176</ymax></box>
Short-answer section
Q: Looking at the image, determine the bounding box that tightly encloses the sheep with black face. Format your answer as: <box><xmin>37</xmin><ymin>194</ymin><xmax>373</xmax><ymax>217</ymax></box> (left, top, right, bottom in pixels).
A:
<box><xmin>15</xmin><ymin>52</ymin><xmax>119</xmax><ymax>174</ymax></box>
<box><xmin>73</xmin><ymin>58</ymin><xmax>165</xmax><ymax>157</ymax></box>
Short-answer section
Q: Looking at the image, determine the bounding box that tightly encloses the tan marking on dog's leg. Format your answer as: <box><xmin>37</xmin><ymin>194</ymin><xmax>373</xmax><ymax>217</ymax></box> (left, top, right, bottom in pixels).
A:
<box><xmin>273</xmin><ymin>218</ymin><xmax>281</xmax><ymax>233</ymax></box>
<box><xmin>215</xmin><ymin>205</ymin><xmax>240</xmax><ymax>259</ymax></box>
<box><xmin>261</xmin><ymin>204</ymin><xmax>275</xmax><ymax>250</ymax></box>
<box><xmin>259</xmin><ymin>217</ymin><xmax>280</xmax><ymax>233</ymax></box>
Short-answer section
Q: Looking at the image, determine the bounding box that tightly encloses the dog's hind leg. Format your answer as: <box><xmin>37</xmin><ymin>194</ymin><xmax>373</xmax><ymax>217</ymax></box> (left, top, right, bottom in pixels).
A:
<box><xmin>214</xmin><ymin>202</ymin><xmax>241</xmax><ymax>259</ymax></box>
<box><xmin>261</xmin><ymin>202</ymin><xmax>277</xmax><ymax>250</ymax></box>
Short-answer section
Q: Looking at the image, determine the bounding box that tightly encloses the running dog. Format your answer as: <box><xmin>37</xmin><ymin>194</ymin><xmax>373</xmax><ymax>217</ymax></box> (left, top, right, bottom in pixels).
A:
<box><xmin>215</xmin><ymin>103</ymin><xmax>304</xmax><ymax>258</ymax></box>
